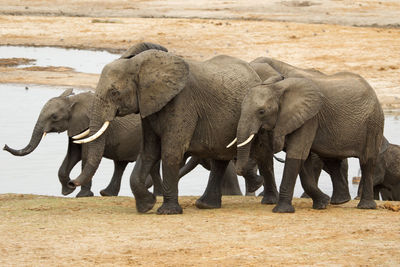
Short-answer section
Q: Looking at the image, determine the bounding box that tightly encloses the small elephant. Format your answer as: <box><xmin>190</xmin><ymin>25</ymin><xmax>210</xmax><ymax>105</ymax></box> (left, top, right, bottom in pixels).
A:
<box><xmin>235</xmin><ymin>71</ymin><xmax>384</xmax><ymax>213</ymax></box>
<box><xmin>4</xmin><ymin>89</ymin><xmax>162</xmax><ymax>197</ymax></box>
<box><xmin>356</xmin><ymin>139</ymin><xmax>400</xmax><ymax>201</ymax></box>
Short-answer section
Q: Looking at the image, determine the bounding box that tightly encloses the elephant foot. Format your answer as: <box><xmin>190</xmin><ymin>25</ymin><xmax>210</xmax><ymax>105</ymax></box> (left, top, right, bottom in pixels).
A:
<box><xmin>157</xmin><ymin>201</ymin><xmax>183</xmax><ymax>215</ymax></box>
<box><xmin>300</xmin><ymin>192</ymin><xmax>310</xmax><ymax>198</ymax></box>
<box><xmin>272</xmin><ymin>201</ymin><xmax>295</xmax><ymax>213</ymax></box>
<box><xmin>195</xmin><ymin>194</ymin><xmax>222</xmax><ymax>209</ymax></box>
<box><xmin>246</xmin><ymin>176</ymin><xmax>264</xmax><ymax>193</ymax></box>
<box><xmin>261</xmin><ymin>191</ymin><xmax>278</xmax><ymax>205</ymax></box>
<box><xmin>330</xmin><ymin>192</ymin><xmax>351</xmax><ymax>205</ymax></box>
<box><xmin>312</xmin><ymin>194</ymin><xmax>330</xmax><ymax>210</ymax></box>
<box><xmin>357</xmin><ymin>199</ymin><xmax>377</xmax><ymax>209</ymax></box>
<box><xmin>99</xmin><ymin>188</ymin><xmax>119</xmax><ymax>197</ymax></box>
<box><xmin>76</xmin><ymin>190</ymin><xmax>94</xmax><ymax>198</ymax></box>
<box><xmin>135</xmin><ymin>192</ymin><xmax>157</xmax><ymax>213</ymax></box>
<box><xmin>62</xmin><ymin>185</ymin><xmax>75</xmax><ymax>196</ymax></box>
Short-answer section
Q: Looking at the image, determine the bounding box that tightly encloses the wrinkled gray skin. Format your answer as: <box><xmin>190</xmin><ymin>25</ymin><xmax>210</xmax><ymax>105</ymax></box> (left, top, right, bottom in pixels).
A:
<box><xmin>3</xmin><ymin>89</ymin><xmax>162</xmax><ymax>197</ymax></box>
<box><xmin>70</xmin><ymin>49</ymin><xmax>275</xmax><ymax>215</ymax></box>
<box><xmin>250</xmin><ymin>57</ymin><xmax>351</xmax><ymax>204</ymax></box>
<box><xmin>356</xmin><ymin>139</ymin><xmax>400</xmax><ymax>201</ymax></box>
<box><xmin>236</xmin><ymin>66</ymin><xmax>384</xmax><ymax>213</ymax></box>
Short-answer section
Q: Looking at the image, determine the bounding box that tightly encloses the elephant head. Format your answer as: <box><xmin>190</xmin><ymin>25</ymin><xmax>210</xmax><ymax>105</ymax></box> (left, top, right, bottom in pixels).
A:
<box><xmin>234</xmin><ymin>77</ymin><xmax>323</xmax><ymax>175</ymax></box>
<box><xmin>68</xmin><ymin>43</ymin><xmax>183</xmax><ymax>188</ymax></box>
<box><xmin>3</xmin><ymin>88</ymin><xmax>88</xmax><ymax>155</ymax></box>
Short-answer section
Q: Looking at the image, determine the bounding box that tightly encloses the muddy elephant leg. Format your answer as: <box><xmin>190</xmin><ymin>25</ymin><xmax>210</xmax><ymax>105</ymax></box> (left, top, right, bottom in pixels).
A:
<box><xmin>257</xmin><ymin>155</ymin><xmax>278</xmax><ymax>204</ymax></box>
<box><xmin>273</xmin><ymin>119</ymin><xmax>318</xmax><ymax>213</ymax></box>
<box><xmin>100</xmin><ymin>161</ymin><xmax>129</xmax><ymax>196</ymax></box>
<box><xmin>357</xmin><ymin>158</ymin><xmax>377</xmax><ymax>209</ymax></box>
<box><xmin>273</xmin><ymin>158</ymin><xmax>302</xmax><ymax>213</ymax></box>
<box><xmin>299</xmin><ymin>155</ymin><xmax>330</xmax><ymax>210</ymax></box>
<box><xmin>150</xmin><ymin>160</ymin><xmax>163</xmax><ymax>196</ymax></box>
<box><xmin>58</xmin><ymin>139</ymin><xmax>82</xmax><ymax>196</ymax></box>
<box><xmin>195</xmin><ymin>159</ymin><xmax>230</xmax><ymax>209</ymax></box>
<box><xmin>220</xmin><ymin>161</ymin><xmax>242</xmax><ymax>196</ymax></box>
<box><xmin>76</xmin><ymin>155</ymin><xmax>94</xmax><ymax>197</ymax></box>
<box><xmin>300</xmin><ymin>153</ymin><xmax>323</xmax><ymax>198</ymax></box>
<box><xmin>321</xmin><ymin>158</ymin><xmax>351</xmax><ymax>204</ymax></box>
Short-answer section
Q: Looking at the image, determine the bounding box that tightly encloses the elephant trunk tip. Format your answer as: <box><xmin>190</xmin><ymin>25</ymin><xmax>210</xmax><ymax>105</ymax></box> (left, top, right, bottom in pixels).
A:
<box><xmin>3</xmin><ymin>144</ymin><xmax>9</xmax><ymax>151</ymax></box>
<box><xmin>67</xmin><ymin>180</ymin><xmax>79</xmax><ymax>189</ymax></box>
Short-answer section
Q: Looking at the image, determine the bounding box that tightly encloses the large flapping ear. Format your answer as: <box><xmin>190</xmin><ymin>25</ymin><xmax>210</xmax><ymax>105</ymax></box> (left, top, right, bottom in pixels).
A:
<box><xmin>67</xmin><ymin>101</ymin><xmax>90</xmax><ymax>137</ymax></box>
<box><xmin>380</xmin><ymin>136</ymin><xmax>389</xmax><ymax>154</ymax></box>
<box><xmin>273</xmin><ymin>78</ymin><xmax>323</xmax><ymax>137</ymax></box>
<box><xmin>136</xmin><ymin>50</ymin><xmax>189</xmax><ymax>118</ymax></box>
<box><xmin>59</xmin><ymin>88</ymin><xmax>74</xmax><ymax>98</ymax></box>
<box><xmin>120</xmin><ymin>42</ymin><xmax>168</xmax><ymax>59</ymax></box>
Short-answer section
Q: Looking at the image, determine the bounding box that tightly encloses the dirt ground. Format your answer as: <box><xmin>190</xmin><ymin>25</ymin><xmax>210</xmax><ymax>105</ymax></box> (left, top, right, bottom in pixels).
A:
<box><xmin>1</xmin><ymin>1</ymin><xmax>400</xmax><ymax>266</ymax></box>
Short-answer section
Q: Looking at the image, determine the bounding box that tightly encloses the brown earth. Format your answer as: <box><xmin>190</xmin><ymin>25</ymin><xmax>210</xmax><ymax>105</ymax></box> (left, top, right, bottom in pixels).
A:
<box><xmin>1</xmin><ymin>1</ymin><xmax>400</xmax><ymax>266</ymax></box>
<box><xmin>0</xmin><ymin>194</ymin><xmax>399</xmax><ymax>266</ymax></box>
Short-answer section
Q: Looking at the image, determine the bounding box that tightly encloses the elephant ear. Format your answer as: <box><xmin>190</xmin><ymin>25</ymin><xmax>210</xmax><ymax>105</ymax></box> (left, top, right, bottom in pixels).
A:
<box><xmin>273</xmin><ymin>78</ymin><xmax>323</xmax><ymax>137</ymax></box>
<box><xmin>136</xmin><ymin>50</ymin><xmax>189</xmax><ymax>118</ymax></box>
<box><xmin>120</xmin><ymin>42</ymin><xmax>168</xmax><ymax>59</ymax></box>
<box><xmin>67</xmin><ymin>102</ymin><xmax>90</xmax><ymax>137</ymax></box>
<box><xmin>59</xmin><ymin>88</ymin><xmax>74</xmax><ymax>98</ymax></box>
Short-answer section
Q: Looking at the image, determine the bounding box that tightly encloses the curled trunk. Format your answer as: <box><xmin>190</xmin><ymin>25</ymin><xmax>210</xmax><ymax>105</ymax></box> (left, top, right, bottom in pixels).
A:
<box><xmin>3</xmin><ymin>122</ymin><xmax>44</xmax><ymax>156</ymax></box>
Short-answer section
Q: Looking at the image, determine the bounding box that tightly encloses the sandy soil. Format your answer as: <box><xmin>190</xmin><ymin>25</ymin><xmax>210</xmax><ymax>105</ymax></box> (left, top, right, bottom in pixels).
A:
<box><xmin>1</xmin><ymin>1</ymin><xmax>400</xmax><ymax>265</ymax></box>
<box><xmin>0</xmin><ymin>194</ymin><xmax>399</xmax><ymax>266</ymax></box>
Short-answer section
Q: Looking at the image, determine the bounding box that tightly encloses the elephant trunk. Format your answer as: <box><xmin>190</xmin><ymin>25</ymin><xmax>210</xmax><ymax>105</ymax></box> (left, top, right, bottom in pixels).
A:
<box><xmin>235</xmin><ymin>118</ymin><xmax>260</xmax><ymax>176</ymax></box>
<box><xmin>68</xmin><ymin>125</ymin><xmax>106</xmax><ymax>189</ymax></box>
<box><xmin>3</xmin><ymin>121</ymin><xmax>44</xmax><ymax>156</ymax></box>
<box><xmin>68</xmin><ymin>98</ymin><xmax>114</xmax><ymax>189</ymax></box>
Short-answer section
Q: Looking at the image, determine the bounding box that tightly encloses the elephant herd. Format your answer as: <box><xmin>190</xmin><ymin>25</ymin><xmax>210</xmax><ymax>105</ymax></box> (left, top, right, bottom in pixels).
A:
<box><xmin>4</xmin><ymin>42</ymin><xmax>400</xmax><ymax>214</ymax></box>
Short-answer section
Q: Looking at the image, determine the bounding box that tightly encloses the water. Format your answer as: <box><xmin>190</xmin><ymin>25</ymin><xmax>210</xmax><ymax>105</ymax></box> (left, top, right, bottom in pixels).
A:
<box><xmin>1</xmin><ymin>83</ymin><xmax>399</xmax><ymax>199</ymax></box>
<box><xmin>0</xmin><ymin>46</ymin><xmax>119</xmax><ymax>74</ymax></box>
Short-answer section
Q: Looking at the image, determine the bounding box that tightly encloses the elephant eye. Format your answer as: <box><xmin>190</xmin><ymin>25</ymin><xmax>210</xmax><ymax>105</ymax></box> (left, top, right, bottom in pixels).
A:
<box><xmin>51</xmin><ymin>114</ymin><xmax>59</xmax><ymax>121</ymax></box>
<box><xmin>258</xmin><ymin>109</ymin><xmax>265</xmax><ymax>116</ymax></box>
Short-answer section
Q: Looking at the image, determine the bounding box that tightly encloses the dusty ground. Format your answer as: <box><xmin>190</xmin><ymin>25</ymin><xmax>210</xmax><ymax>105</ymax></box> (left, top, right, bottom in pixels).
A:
<box><xmin>0</xmin><ymin>194</ymin><xmax>399</xmax><ymax>266</ymax></box>
<box><xmin>1</xmin><ymin>1</ymin><xmax>400</xmax><ymax>265</ymax></box>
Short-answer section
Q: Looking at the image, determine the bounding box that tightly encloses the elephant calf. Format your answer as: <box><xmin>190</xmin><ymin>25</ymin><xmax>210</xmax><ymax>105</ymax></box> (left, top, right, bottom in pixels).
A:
<box><xmin>357</xmin><ymin>139</ymin><xmax>400</xmax><ymax>201</ymax></box>
<box><xmin>4</xmin><ymin>89</ymin><xmax>161</xmax><ymax>197</ymax></box>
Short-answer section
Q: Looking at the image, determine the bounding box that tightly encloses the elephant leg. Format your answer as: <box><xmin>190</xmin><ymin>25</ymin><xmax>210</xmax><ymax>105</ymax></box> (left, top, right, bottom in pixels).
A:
<box><xmin>58</xmin><ymin>139</ymin><xmax>82</xmax><ymax>196</ymax></box>
<box><xmin>272</xmin><ymin>158</ymin><xmax>302</xmax><ymax>213</ymax></box>
<box><xmin>273</xmin><ymin>118</ymin><xmax>318</xmax><ymax>213</ymax></box>
<box><xmin>322</xmin><ymin>158</ymin><xmax>351</xmax><ymax>204</ymax></box>
<box><xmin>76</xmin><ymin>155</ymin><xmax>94</xmax><ymax>198</ymax></box>
<box><xmin>195</xmin><ymin>159</ymin><xmax>230</xmax><ymax>209</ymax></box>
<box><xmin>357</xmin><ymin>158</ymin><xmax>377</xmax><ymax>209</ymax></box>
<box><xmin>100</xmin><ymin>161</ymin><xmax>129</xmax><ymax>196</ymax></box>
<box><xmin>150</xmin><ymin>160</ymin><xmax>163</xmax><ymax>196</ymax></box>
<box><xmin>300</xmin><ymin>153</ymin><xmax>323</xmax><ymax>199</ymax></box>
<box><xmin>220</xmin><ymin>161</ymin><xmax>242</xmax><ymax>196</ymax></box>
<box><xmin>299</xmin><ymin>155</ymin><xmax>330</xmax><ymax>210</ymax></box>
<box><xmin>257</xmin><ymin>154</ymin><xmax>278</xmax><ymax>204</ymax></box>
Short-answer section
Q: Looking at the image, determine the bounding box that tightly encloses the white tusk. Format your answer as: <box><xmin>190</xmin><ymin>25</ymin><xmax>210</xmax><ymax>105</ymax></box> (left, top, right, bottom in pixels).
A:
<box><xmin>72</xmin><ymin>129</ymin><xmax>90</xmax><ymax>140</ymax></box>
<box><xmin>73</xmin><ymin>121</ymin><xmax>109</xmax><ymax>144</ymax></box>
<box><xmin>42</xmin><ymin>132</ymin><xmax>47</xmax><ymax>139</ymax></box>
<box><xmin>226</xmin><ymin>137</ymin><xmax>237</xmax><ymax>148</ymax></box>
<box><xmin>237</xmin><ymin>134</ymin><xmax>255</xmax><ymax>148</ymax></box>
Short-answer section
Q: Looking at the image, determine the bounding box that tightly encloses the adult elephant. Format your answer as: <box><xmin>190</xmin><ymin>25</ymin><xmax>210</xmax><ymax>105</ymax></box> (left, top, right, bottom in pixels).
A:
<box><xmin>234</xmin><ymin>70</ymin><xmax>384</xmax><ymax>212</ymax></box>
<box><xmin>70</xmin><ymin>49</ymin><xmax>273</xmax><ymax>214</ymax></box>
<box><xmin>3</xmin><ymin>89</ymin><xmax>162</xmax><ymax>197</ymax></box>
